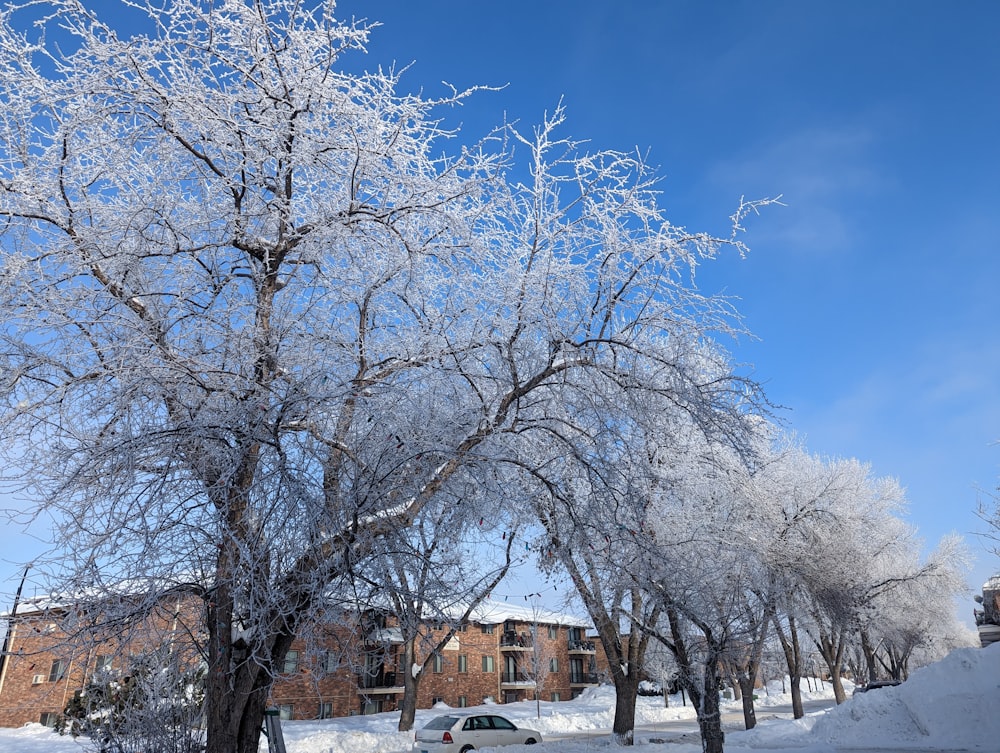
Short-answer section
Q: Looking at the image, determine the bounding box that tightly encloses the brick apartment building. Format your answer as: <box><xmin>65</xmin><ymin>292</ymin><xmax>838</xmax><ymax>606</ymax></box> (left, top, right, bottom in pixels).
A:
<box><xmin>0</xmin><ymin>595</ymin><xmax>606</xmax><ymax>728</ymax></box>
<box><xmin>0</xmin><ymin>591</ymin><xmax>205</xmax><ymax>728</ymax></box>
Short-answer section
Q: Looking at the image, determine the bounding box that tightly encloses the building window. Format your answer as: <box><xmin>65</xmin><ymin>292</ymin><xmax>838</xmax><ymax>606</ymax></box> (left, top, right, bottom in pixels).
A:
<box><xmin>94</xmin><ymin>655</ymin><xmax>113</xmax><ymax>674</ymax></box>
<box><xmin>432</xmin><ymin>654</ymin><xmax>443</xmax><ymax>673</ymax></box>
<box><xmin>318</xmin><ymin>702</ymin><xmax>333</xmax><ymax>719</ymax></box>
<box><xmin>549</xmin><ymin>657</ymin><xmax>559</xmax><ymax>673</ymax></box>
<box><xmin>278</xmin><ymin>704</ymin><xmax>293</xmax><ymax>721</ymax></box>
<box><xmin>283</xmin><ymin>650</ymin><xmax>299</xmax><ymax>674</ymax></box>
<box><xmin>432</xmin><ymin>696</ymin><xmax>444</xmax><ymax>705</ymax></box>
<box><xmin>324</xmin><ymin>651</ymin><xmax>338</xmax><ymax>674</ymax></box>
<box><xmin>481</xmin><ymin>623</ymin><xmax>495</xmax><ymax>635</ymax></box>
<box><xmin>458</xmin><ymin>696</ymin><xmax>467</xmax><ymax>708</ymax></box>
<box><xmin>482</xmin><ymin>655</ymin><xmax>495</xmax><ymax>673</ymax></box>
<box><xmin>548</xmin><ymin>625</ymin><xmax>558</xmax><ymax>640</ymax></box>
<box><xmin>39</xmin><ymin>712</ymin><xmax>58</xmax><ymax>727</ymax></box>
<box><xmin>362</xmin><ymin>699</ymin><xmax>383</xmax><ymax>715</ymax></box>
<box><xmin>457</xmin><ymin>654</ymin><xmax>467</xmax><ymax>673</ymax></box>
<box><xmin>551</xmin><ymin>692</ymin><xmax>561</xmax><ymax>702</ymax></box>
<box><xmin>48</xmin><ymin>659</ymin><xmax>66</xmax><ymax>682</ymax></box>
<box><xmin>457</xmin><ymin>623</ymin><xmax>468</xmax><ymax>632</ymax></box>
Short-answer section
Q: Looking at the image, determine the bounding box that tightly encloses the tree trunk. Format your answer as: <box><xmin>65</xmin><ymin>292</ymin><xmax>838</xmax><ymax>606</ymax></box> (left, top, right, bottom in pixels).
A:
<box><xmin>737</xmin><ymin>673</ymin><xmax>756</xmax><ymax>730</ymax></box>
<box><xmin>202</xmin><ymin>565</ymin><xmax>300</xmax><ymax>753</ymax></box>
<box><xmin>788</xmin><ymin>674</ymin><xmax>803</xmax><ymax>719</ymax></box>
<box><xmin>859</xmin><ymin>629</ymin><xmax>879</xmax><ymax>684</ymax></box>
<box><xmin>815</xmin><ymin>627</ymin><xmax>847</xmax><ymax>704</ymax></box>
<box><xmin>696</xmin><ymin>659</ymin><xmax>725</xmax><ymax>753</ymax></box>
<box><xmin>723</xmin><ymin>664</ymin><xmax>740</xmax><ymax>700</ymax></box>
<box><xmin>611</xmin><ymin>668</ymin><xmax>640</xmax><ymax>745</ymax></box>
<box><xmin>204</xmin><ymin>627</ymin><xmax>291</xmax><ymax>753</ymax></box>
<box><xmin>398</xmin><ymin>639</ymin><xmax>420</xmax><ymax>732</ymax></box>
<box><xmin>772</xmin><ymin>614</ymin><xmax>805</xmax><ymax>718</ymax></box>
<box><xmin>829</xmin><ymin>666</ymin><xmax>846</xmax><ymax>704</ymax></box>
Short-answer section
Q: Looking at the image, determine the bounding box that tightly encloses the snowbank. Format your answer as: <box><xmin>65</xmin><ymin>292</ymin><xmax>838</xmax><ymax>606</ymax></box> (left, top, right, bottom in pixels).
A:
<box><xmin>805</xmin><ymin>642</ymin><xmax>1000</xmax><ymax>750</ymax></box>
<box><xmin>731</xmin><ymin>642</ymin><xmax>1000</xmax><ymax>751</ymax></box>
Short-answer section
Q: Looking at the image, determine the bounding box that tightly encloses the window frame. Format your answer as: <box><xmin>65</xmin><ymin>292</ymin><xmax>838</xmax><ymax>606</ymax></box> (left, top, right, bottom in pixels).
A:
<box><xmin>48</xmin><ymin>659</ymin><xmax>66</xmax><ymax>682</ymax></box>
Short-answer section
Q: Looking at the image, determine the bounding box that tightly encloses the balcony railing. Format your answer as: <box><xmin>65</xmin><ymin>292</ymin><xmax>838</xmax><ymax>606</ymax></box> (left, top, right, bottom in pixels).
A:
<box><xmin>501</xmin><ymin>671</ymin><xmax>536</xmax><ymax>685</ymax></box>
<box><xmin>567</xmin><ymin>639</ymin><xmax>596</xmax><ymax>652</ymax></box>
<box><xmin>569</xmin><ymin>672</ymin><xmax>599</xmax><ymax>685</ymax></box>
<box><xmin>500</xmin><ymin>633</ymin><xmax>533</xmax><ymax>649</ymax></box>
<box><xmin>358</xmin><ymin>671</ymin><xmax>398</xmax><ymax>689</ymax></box>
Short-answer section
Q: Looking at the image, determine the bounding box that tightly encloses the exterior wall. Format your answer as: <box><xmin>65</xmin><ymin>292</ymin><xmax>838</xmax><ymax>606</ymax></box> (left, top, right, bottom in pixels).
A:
<box><xmin>0</xmin><ymin>616</ymin><xmax>87</xmax><ymax>728</ymax></box>
<box><xmin>0</xmin><ymin>596</ymin><xmax>203</xmax><ymax>728</ymax></box>
<box><xmin>1</xmin><ymin>602</ymin><xmax>607</xmax><ymax>726</ymax></box>
<box><xmin>412</xmin><ymin>624</ymin><xmax>504</xmax><ymax>709</ymax></box>
<box><xmin>267</xmin><ymin>616</ymin><xmax>608</xmax><ymax>720</ymax></box>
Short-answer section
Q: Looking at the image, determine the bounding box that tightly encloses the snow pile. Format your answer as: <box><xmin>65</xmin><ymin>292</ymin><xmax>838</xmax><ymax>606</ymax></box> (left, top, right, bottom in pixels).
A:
<box><xmin>0</xmin><ymin>724</ymin><xmax>89</xmax><ymax>753</ymax></box>
<box><xmin>804</xmin><ymin>643</ymin><xmax>1000</xmax><ymax>750</ymax></box>
<box><xmin>731</xmin><ymin>642</ymin><xmax>1000</xmax><ymax>752</ymax></box>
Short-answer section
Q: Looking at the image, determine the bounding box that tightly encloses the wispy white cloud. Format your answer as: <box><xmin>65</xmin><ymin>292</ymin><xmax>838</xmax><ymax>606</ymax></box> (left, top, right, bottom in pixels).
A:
<box><xmin>706</xmin><ymin>123</ymin><xmax>891</xmax><ymax>256</ymax></box>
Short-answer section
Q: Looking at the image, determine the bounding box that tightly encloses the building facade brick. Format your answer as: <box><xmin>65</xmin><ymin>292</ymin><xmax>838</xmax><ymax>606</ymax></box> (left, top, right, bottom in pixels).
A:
<box><xmin>0</xmin><ymin>598</ymin><xmax>607</xmax><ymax>727</ymax></box>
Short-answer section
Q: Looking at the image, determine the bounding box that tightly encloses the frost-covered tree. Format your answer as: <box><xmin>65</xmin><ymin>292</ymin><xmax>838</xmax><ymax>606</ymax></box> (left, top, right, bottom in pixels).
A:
<box><xmin>852</xmin><ymin>534</ymin><xmax>970</xmax><ymax>683</ymax></box>
<box><xmin>356</xmin><ymin>480</ymin><xmax>520</xmax><ymax>732</ymax></box>
<box><xmin>0</xmin><ymin>2</ymin><xmax>769</xmax><ymax>752</ymax></box>
<box><xmin>536</xmin><ymin>384</ymin><xmax>767</xmax><ymax>750</ymax></box>
<box><xmin>751</xmin><ymin>440</ymin><xmax>851</xmax><ymax>719</ymax></box>
<box><xmin>535</xmin><ymin>444</ymin><xmax>661</xmax><ymax>747</ymax></box>
<box><xmin>635</xmin><ymin>422</ymin><xmax>769</xmax><ymax>753</ymax></box>
<box><xmin>775</xmin><ymin>456</ymin><xmax>964</xmax><ymax>704</ymax></box>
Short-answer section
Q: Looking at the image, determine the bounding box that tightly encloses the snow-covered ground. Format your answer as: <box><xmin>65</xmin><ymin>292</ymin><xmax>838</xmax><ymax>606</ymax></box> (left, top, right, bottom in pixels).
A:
<box><xmin>2</xmin><ymin>643</ymin><xmax>997</xmax><ymax>753</ymax></box>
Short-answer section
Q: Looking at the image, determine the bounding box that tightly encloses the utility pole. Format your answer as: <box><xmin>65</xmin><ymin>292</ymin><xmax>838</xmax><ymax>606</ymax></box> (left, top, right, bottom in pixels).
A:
<box><xmin>0</xmin><ymin>564</ymin><xmax>31</xmax><ymax>697</ymax></box>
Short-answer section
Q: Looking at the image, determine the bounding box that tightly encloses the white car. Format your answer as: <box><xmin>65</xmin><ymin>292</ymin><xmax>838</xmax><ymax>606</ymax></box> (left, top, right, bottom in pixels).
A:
<box><xmin>412</xmin><ymin>712</ymin><xmax>542</xmax><ymax>752</ymax></box>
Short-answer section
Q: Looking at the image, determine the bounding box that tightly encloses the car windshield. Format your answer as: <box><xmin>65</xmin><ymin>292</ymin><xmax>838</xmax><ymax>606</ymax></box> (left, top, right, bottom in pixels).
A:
<box><xmin>423</xmin><ymin>716</ymin><xmax>459</xmax><ymax>730</ymax></box>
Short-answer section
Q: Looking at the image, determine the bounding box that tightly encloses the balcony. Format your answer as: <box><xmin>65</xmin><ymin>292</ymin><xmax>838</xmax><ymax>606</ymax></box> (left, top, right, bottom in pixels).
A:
<box><xmin>500</xmin><ymin>633</ymin><xmax>533</xmax><ymax>651</ymax></box>
<box><xmin>567</xmin><ymin>639</ymin><xmax>596</xmax><ymax>653</ymax></box>
<box><xmin>569</xmin><ymin>672</ymin><xmax>599</xmax><ymax>686</ymax></box>
<box><xmin>357</xmin><ymin>671</ymin><xmax>403</xmax><ymax>694</ymax></box>
<box><xmin>500</xmin><ymin>671</ymin><xmax>536</xmax><ymax>688</ymax></box>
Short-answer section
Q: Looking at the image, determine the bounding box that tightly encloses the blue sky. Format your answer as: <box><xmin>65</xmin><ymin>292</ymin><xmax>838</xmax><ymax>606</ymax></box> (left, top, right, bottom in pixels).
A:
<box><xmin>3</xmin><ymin>1</ymin><xmax>999</xmax><ymax>623</ymax></box>
<box><xmin>334</xmin><ymin>0</ymin><xmax>1000</xmax><ymax>614</ymax></box>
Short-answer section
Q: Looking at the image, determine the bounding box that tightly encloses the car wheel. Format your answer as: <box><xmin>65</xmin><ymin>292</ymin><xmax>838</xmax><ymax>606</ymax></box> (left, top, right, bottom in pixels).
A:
<box><xmin>460</xmin><ymin>746</ymin><xmax>475</xmax><ymax>753</ymax></box>
<box><xmin>524</xmin><ymin>738</ymin><xmax>538</xmax><ymax>745</ymax></box>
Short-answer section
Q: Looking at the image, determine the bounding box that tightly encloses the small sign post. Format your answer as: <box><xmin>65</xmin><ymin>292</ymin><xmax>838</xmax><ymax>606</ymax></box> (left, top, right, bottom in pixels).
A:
<box><xmin>263</xmin><ymin>708</ymin><xmax>288</xmax><ymax>753</ymax></box>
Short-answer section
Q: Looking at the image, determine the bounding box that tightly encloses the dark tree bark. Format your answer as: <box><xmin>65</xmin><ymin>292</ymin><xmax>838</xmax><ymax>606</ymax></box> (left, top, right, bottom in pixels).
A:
<box><xmin>736</xmin><ymin>673</ymin><xmax>757</xmax><ymax>730</ymax></box>
<box><xmin>772</xmin><ymin>613</ymin><xmax>805</xmax><ymax>718</ymax></box>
